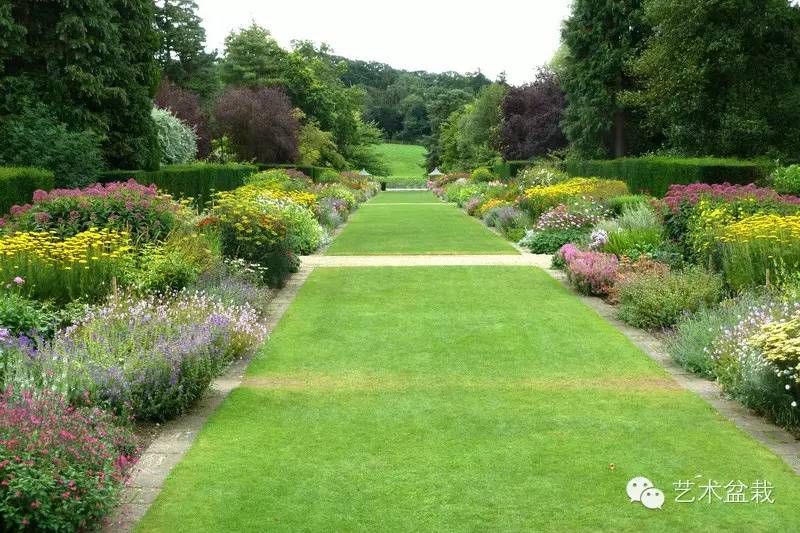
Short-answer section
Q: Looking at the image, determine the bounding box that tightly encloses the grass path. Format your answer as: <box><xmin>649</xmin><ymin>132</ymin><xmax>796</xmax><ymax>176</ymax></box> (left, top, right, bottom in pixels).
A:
<box><xmin>138</xmin><ymin>196</ymin><xmax>800</xmax><ymax>532</ymax></box>
<box><xmin>326</xmin><ymin>191</ymin><xmax>516</xmax><ymax>255</ymax></box>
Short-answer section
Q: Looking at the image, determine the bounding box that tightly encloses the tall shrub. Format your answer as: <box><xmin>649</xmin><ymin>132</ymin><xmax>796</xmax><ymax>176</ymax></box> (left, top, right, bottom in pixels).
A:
<box><xmin>152</xmin><ymin>107</ymin><xmax>198</xmax><ymax>165</ymax></box>
<box><xmin>628</xmin><ymin>0</ymin><xmax>800</xmax><ymax>158</ymax></box>
<box><xmin>213</xmin><ymin>86</ymin><xmax>300</xmax><ymax>164</ymax></box>
<box><xmin>0</xmin><ymin>105</ymin><xmax>104</xmax><ymax>188</ymax></box>
<box><xmin>154</xmin><ymin>79</ymin><xmax>212</xmax><ymax>157</ymax></box>
<box><xmin>499</xmin><ymin>68</ymin><xmax>567</xmax><ymax>160</ymax></box>
<box><xmin>0</xmin><ymin>1</ymin><xmax>161</xmax><ymax>170</ymax></box>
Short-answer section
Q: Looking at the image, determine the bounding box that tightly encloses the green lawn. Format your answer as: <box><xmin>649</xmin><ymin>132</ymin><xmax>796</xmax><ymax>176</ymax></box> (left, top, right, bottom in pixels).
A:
<box><xmin>373</xmin><ymin>143</ymin><xmax>427</xmax><ymax>177</ymax></box>
<box><xmin>138</xmin><ymin>267</ymin><xmax>800</xmax><ymax>532</ymax></box>
<box><xmin>325</xmin><ymin>191</ymin><xmax>516</xmax><ymax>255</ymax></box>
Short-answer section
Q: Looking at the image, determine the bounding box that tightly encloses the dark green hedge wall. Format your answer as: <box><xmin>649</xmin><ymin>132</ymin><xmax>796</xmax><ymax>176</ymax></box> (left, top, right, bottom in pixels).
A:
<box><xmin>566</xmin><ymin>157</ymin><xmax>771</xmax><ymax>197</ymax></box>
<box><xmin>99</xmin><ymin>163</ymin><xmax>258</xmax><ymax>207</ymax></box>
<box><xmin>0</xmin><ymin>167</ymin><xmax>55</xmax><ymax>214</ymax></box>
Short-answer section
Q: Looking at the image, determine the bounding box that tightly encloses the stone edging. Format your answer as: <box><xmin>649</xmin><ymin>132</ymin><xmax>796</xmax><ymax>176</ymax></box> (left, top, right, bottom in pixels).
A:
<box><xmin>108</xmin><ymin>264</ymin><xmax>316</xmax><ymax>531</ymax></box>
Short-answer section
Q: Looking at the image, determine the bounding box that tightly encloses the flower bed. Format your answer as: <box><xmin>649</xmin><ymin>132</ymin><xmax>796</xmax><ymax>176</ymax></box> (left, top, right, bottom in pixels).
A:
<box><xmin>0</xmin><ymin>168</ymin><xmax>378</xmax><ymax>527</ymax></box>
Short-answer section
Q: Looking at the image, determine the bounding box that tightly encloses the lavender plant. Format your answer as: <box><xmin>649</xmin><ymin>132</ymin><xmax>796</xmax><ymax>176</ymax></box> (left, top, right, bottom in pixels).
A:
<box><xmin>34</xmin><ymin>292</ymin><xmax>269</xmax><ymax>421</ymax></box>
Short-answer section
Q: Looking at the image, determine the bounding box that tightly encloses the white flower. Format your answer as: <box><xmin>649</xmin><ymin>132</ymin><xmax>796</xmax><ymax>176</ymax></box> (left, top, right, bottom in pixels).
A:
<box><xmin>792</xmin><ymin>401</ymin><xmax>797</xmax><ymax>408</ymax></box>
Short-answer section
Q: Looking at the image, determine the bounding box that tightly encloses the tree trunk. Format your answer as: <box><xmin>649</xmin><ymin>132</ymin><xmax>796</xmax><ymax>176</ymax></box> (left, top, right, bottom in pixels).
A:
<box><xmin>613</xmin><ymin>109</ymin><xmax>625</xmax><ymax>158</ymax></box>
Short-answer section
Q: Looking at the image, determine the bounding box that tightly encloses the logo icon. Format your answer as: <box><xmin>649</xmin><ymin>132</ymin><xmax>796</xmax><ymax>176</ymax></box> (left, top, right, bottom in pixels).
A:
<box><xmin>627</xmin><ymin>476</ymin><xmax>664</xmax><ymax>510</ymax></box>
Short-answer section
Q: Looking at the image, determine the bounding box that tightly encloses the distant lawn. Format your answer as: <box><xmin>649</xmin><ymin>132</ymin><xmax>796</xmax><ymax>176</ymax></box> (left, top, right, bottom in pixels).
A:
<box><xmin>374</xmin><ymin>143</ymin><xmax>426</xmax><ymax>177</ymax></box>
<box><xmin>325</xmin><ymin>192</ymin><xmax>516</xmax><ymax>255</ymax></box>
<box><xmin>138</xmin><ymin>267</ymin><xmax>800</xmax><ymax>532</ymax></box>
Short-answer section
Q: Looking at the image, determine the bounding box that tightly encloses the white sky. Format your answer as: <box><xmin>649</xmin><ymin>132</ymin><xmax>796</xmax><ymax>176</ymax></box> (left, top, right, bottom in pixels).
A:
<box><xmin>196</xmin><ymin>0</ymin><xmax>572</xmax><ymax>85</ymax></box>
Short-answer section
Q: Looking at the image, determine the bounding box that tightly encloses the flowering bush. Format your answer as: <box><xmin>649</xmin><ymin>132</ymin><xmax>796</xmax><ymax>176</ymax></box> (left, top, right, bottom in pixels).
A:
<box><xmin>519</xmin><ymin>178</ymin><xmax>627</xmax><ymax>219</ymax></box>
<box><xmin>210</xmin><ymin>186</ymin><xmax>295</xmax><ymax>287</ymax></box>
<box><xmin>245</xmin><ymin>169</ymin><xmax>313</xmax><ymax>191</ymax></box>
<box><xmin>34</xmin><ymin>291</ymin><xmax>268</xmax><ymax>421</ymax></box>
<box><xmin>0</xmin><ymin>229</ymin><xmax>132</xmax><ymax>303</ymax></box>
<box><xmin>443</xmin><ymin>183</ymin><xmax>488</xmax><ymax>207</ymax></box>
<box><xmin>314</xmin><ymin>183</ymin><xmax>357</xmax><ymax>211</ymax></box>
<box><xmin>479</xmin><ymin>198</ymin><xmax>511</xmax><ymax>217</ymax></box>
<box><xmin>269</xmin><ymin>200</ymin><xmax>324</xmax><ymax>255</ymax></box>
<box><xmin>0</xmin><ymin>292</ymin><xmax>59</xmax><ymax>338</ymax></box>
<box><xmin>464</xmin><ymin>195</ymin><xmax>486</xmax><ymax>216</ymax></box>
<box><xmin>588</xmin><ymin>229</ymin><xmax>609</xmax><ymax>250</ymax></box>
<box><xmin>535</xmin><ymin>201</ymin><xmax>609</xmax><ymax>232</ymax></box>
<box><xmin>663</xmin><ymin>182</ymin><xmax>800</xmax><ymax>213</ymax></box>
<box><xmin>516</xmin><ymin>165</ymin><xmax>568</xmax><ymax>187</ymax></box>
<box><xmin>0</xmin><ymin>180</ymin><xmax>183</xmax><ymax>242</ymax></box>
<box><xmin>714</xmin><ymin>214</ymin><xmax>800</xmax><ymax>289</ymax></box>
<box><xmin>563</xmin><ymin>250</ymin><xmax>619</xmax><ymax>296</ymax></box>
<box><xmin>710</xmin><ymin>299</ymin><xmax>800</xmax><ymax>428</ymax></box>
<box><xmin>0</xmin><ymin>387</ymin><xmax>138</xmax><ymax>531</ymax></box>
<box><xmin>552</xmin><ymin>243</ymin><xmax>580</xmax><ymax>269</ymax></box>
<box><xmin>122</xmin><ymin>230</ymin><xmax>216</xmax><ymax>295</ymax></box>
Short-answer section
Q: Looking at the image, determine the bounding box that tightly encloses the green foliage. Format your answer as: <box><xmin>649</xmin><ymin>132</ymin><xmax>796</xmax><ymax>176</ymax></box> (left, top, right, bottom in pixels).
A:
<box><xmin>152</xmin><ymin>107</ymin><xmax>198</xmax><ymax>165</ymax></box>
<box><xmin>439</xmin><ymin>84</ymin><xmax>506</xmax><ymax>172</ymax></box>
<box><xmin>607</xmin><ymin>194</ymin><xmax>650</xmax><ymax>215</ymax></box>
<box><xmin>560</xmin><ymin>0</ymin><xmax>649</xmax><ymax>158</ymax></box>
<box><xmin>566</xmin><ymin>157</ymin><xmax>769</xmax><ymax>197</ymax></box>
<box><xmin>0</xmin><ymin>167</ymin><xmax>54</xmax><ymax>214</ymax></box>
<box><xmin>219</xmin><ymin>23</ymin><xmax>286</xmax><ymax>87</ymax></box>
<box><xmin>0</xmin><ymin>105</ymin><xmax>104</xmax><ymax>189</ymax></box>
<box><xmin>470</xmin><ymin>167</ymin><xmax>495</xmax><ymax>183</ymax></box>
<box><xmin>123</xmin><ymin>230</ymin><xmax>216</xmax><ymax>294</ymax></box>
<box><xmin>616</xmin><ymin>267</ymin><xmax>724</xmax><ymax>329</ymax></box>
<box><xmin>492</xmin><ymin>160</ymin><xmax>538</xmax><ymax>180</ymax></box>
<box><xmin>627</xmin><ymin>0</ymin><xmax>800</xmax><ymax>159</ymax></box>
<box><xmin>1</xmin><ymin>1</ymin><xmax>161</xmax><ymax>170</ymax></box>
<box><xmin>603</xmin><ymin>227</ymin><xmax>662</xmax><ymax>258</ymax></box>
<box><xmin>597</xmin><ymin>203</ymin><xmax>663</xmax><ymax>258</ymax></box>
<box><xmin>206</xmin><ymin>136</ymin><xmax>240</xmax><ymax>164</ymax></box>
<box><xmin>519</xmin><ymin>228</ymin><xmax>588</xmax><ymax>254</ymax></box>
<box><xmin>220</xmin><ymin>25</ymin><xmax>383</xmax><ymax>173</ymax></box>
<box><xmin>298</xmin><ymin>120</ymin><xmax>348</xmax><ymax>169</ymax></box>
<box><xmin>0</xmin><ymin>291</ymin><xmax>56</xmax><ymax>337</ymax></box>
<box><xmin>100</xmin><ymin>163</ymin><xmax>258</xmax><ymax>208</ymax></box>
<box><xmin>771</xmin><ymin>165</ymin><xmax>800</xmax><ymax>195</ymax></box>
<box><xmin>154</xmin><ymin>0</ymin><xmax>219</xmax><ymax>98</ymax></box>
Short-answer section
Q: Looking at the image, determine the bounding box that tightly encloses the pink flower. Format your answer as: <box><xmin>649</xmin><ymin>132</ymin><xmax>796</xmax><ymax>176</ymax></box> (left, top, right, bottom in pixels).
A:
<box><xmin>13</xmin><ymin>277</ymin><xmax>25</xmax><ymax>286</ymax></box>
<box><xmin>32</xmin><ymin>189</ymin><xmax>49</xmax><ymax>202</ymax></box>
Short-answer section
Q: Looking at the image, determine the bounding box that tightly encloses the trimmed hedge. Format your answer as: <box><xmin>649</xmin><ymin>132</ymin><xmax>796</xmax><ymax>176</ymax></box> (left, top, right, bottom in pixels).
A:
<box><xmin>380</xmin><ymin>177</ymin><xmax>428</xmax><ymax>190</ymax></box>
<box><xmin>493</xmin><ymin>160</ymin><xmax>536</xmax><ymax>179</ymax></box>
<box><xmin>99</xmin><ymin>163</ymin><xmax>258</xmax><ymax>207</ymax></box>
<box><xmin>566</xmin><ymin>157</ymin><xmax>771</xmax><ymax>197</ymax></box>
<box><xmin>0</xmin><ymin>167</ymin><xmax>55</xmax><ymax>214</ymax></box>
<box><xmin>255</xmin><ymin>163</ymin><xmax>329</xmax><ymax>181</ymax></box>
